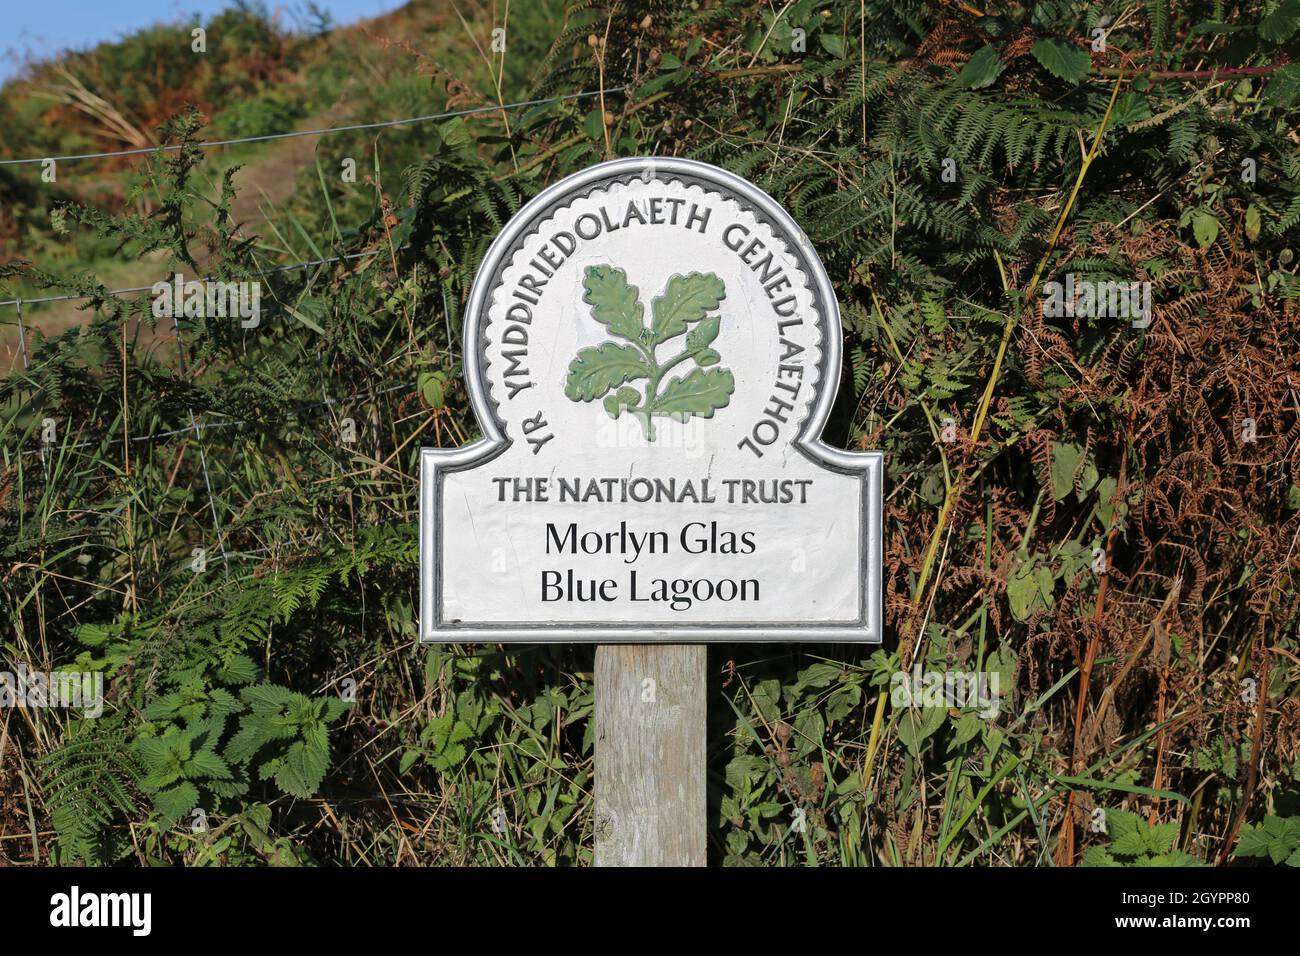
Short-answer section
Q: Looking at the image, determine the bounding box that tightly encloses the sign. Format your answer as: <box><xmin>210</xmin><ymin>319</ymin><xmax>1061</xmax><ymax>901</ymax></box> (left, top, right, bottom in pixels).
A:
<box><xmin>420</xmin><ymin>157</ymin><xmax>882</xmax><ymax>642</ymax></box>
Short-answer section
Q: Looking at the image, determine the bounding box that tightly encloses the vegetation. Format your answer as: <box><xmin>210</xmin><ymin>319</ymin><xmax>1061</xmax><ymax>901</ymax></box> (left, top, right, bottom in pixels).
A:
<box><xmin>1</xmin><ymin>0</ymin><xmax>1298</xmax><ymax>867</ymax></box>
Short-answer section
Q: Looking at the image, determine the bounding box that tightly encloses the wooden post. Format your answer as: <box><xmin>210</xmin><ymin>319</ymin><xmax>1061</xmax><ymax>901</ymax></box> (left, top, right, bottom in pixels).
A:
<box><xmin>594</xmin><ymin>644</ymin><xmax>706</xmax><ymax>866</ymax></box>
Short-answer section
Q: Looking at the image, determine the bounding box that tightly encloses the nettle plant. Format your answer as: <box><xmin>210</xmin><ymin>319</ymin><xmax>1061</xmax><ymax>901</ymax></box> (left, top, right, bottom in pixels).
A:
<box><xmin>565</xmin><ymin>265</ymin><xmax>735</xmax><ymax>440</ymax></box>
<box><xmin>1082</xmin><ymin>809</ymin><xmax>1203</xmax><ymax>867</ymax></box>
<box><xmin>133</xmin><ymin>659</ymin><xmax>351</xmax><ymax>827</ymax></box>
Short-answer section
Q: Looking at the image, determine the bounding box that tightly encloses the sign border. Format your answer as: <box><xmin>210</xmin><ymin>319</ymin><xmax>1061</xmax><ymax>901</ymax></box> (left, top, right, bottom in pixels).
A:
<box><xmin>420</xmin><ymin>157</ymin><xmax>883</xmax><ymax>643</ymax></box>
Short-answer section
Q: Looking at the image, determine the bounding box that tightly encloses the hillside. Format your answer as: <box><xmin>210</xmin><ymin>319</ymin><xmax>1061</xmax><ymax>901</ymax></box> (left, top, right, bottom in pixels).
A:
<box><xmin>1</xmin><ymin>0</ymin><xmax>1298</xmax><ymax>870</ymax></box>
<box><xmin>0</xmin><ymin>1</ymin><xmax>545</xmax><ymax>362</ymax></box>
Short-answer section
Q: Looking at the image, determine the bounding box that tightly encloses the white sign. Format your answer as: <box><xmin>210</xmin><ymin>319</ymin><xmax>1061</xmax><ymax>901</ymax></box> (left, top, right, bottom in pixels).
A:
<box><xmin>420</xmin><ymin>158</ymin><xmax>882</xmax><ymax>642</ymax></box>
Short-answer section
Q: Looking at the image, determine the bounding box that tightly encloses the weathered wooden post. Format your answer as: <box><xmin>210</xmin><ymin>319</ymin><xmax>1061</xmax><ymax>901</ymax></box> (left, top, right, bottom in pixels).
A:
<box><xmin>594</xmin><ymin>644</ymin><xmax>706</xmax><ymax>866</ymax></box>
<box><xmin>419</xmin><ymin>158</ymin><xmax>882</xmax><ymax>866</ymax></box>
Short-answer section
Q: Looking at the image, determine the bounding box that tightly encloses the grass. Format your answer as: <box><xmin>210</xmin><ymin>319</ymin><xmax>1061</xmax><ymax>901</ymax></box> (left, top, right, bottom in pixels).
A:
<box><xmin>2</xmin><ymin>0</ymin><xmax>1298</xmax><ymax>868</ymax></box>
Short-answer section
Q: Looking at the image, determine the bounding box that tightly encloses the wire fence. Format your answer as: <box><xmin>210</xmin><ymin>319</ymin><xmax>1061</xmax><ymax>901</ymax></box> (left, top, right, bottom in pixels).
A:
<box><xmin>8</xmin><ymin>246</ymin><xmax>421</xmax><ymax>458</ymax></box>
<box><xmin>0</xmin><ymin>88</ymin><xmax>618</xmax><ymax>167</ymax></box>
<box><xmin>2</xmin><ymin>84</ymin><xmax>619</xmax><ymax>344</ymax></box>
<box><xmin>16</xmin><ymin>376</ymin><xmax>420</xmax><ymax>459</ymax></box>
<box><xmin>0</xmin><ymin>249</ymin><xmax>390</xmax><ymax>309</ymax></box>
<box><xmin>1</xmin><ymin>85</ymin><xmax>610</xmax><ymax>545</ymax></box>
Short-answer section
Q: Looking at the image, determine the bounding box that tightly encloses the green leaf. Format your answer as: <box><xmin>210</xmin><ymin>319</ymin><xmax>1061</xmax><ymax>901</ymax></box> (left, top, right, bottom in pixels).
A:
<box><xmin>751</xmin><ymin>679</ymin><xmax>782</xmax><ymax>723</ymax></box>
<box><xmin>1235</xmin><ymin>816</ymin><xmax>1300</xmax><ymax>862</ymax></box>
<box><xmin>1260</xmin><ymin>0</ymin><xmax>1300</xmax><ymax>42</ymax></box>
<box><xmin>919</xmin><ymin>297</ymin><xmax>946</xmax><ymax>331</ymax></box>
<box><xmin>1192</xmin><ymin>210</ymin><xmax>1219</xmax><ymax>248</ymax></box>
<box><xmin>951</xmin><ymin>712</ymin><xmax>981</xmax><ymax>748</ymax></box>
<box><xmin>650</xmin><ymin>272</ymin><xmax>725</xmax><ymax>343</ymax></box>
<box><xmin>582</xmin><ymin>266</ymin><xmax>645</xmax><ymax>341</ymax></box>
<box><xmin>792</xmin><ymin>708</ymin><xmax>825</xmax><ymax>758</ymax></box>
<box><xmin>1106</xmin><ymin>809</ymin><xmax>1145</xmax><ymax>837</ymax></box>
<box><xmin>603</xmin><ymin>386</ymin><xmax>641</xmax><ymax>418</ymax></box>
<box><xmin>896</xmin><ymin>703</ymin><xmax>946</xmax><ymax>752</ymax></box>
<box><xmin>217</xmin><ymin>655</ymin><xmax>259</xmax><ymax>685</ymax></box>
<box><xmin>188</xmin><ymin>749</ymin><xmax>232</xmax><ymax>780</ymax></box>
<box><xmin>274</xmin><ymin>739</ymin><xmax>329</xmax><ymax>798</ymax></box>
<box><xmin>1007</xmin><ymin>562</ymin><xmax>1040</xmax><ymax>621</ymax></box>
<box><xmin>1109</xmin><ymin>92</ymin><xmax>1152</xmax><ymax>127</ymax></box>
<box><xmin>955</xmin><ymin>45</ymin><xmax>1004</xmax><ymax>89</ymax></box>
<box><xmin>987</xmin><ymin>642</ymin><xmax>1016</xmax><ymax>698</ymax></box>
<box><xmin>564</xmin><ymin>343</ymin><xmax>650</xmax><ymax>401</ymax></box>
<box><xmin>1050</xmin><ymin>442</ymin><xmax>1083</xmax><ymax>502</ymax></box>
<box><xmin>1081</xmin><ymin>845</ymin><xmax>1120</xmax><ymax>867</ymax></box>
<box><xmin>154</xmin><ymin>782</ymin><xmax>200</xmax><ymax>826</ymax></box>
<box><xmin>1233</xmin><ymin>822</ymin><xmax>1273</xmax><ymax>858</ymax></box>
<box><xmin>240</xmin><ymin>684</ymin><xmax>299</xmax><ymax>710</ymax></box>
<box><xmin>320</xmin><ymin>697</ymin><xmax>351</xmax><ymax>722</ymax></box>
<box><xmin>284</xmin><ymin>301</ymin><xmax>325</xmax><ymax>334</ymax></box>
<box><xmin>686</xmin><ymin>314</ymin><xmax>721</xmax><ymax>351</ymax></box>
<box><xmin>1031</xmin><ymin>38</ymin><xmax>1091</xmax><ymax>83</ymax></box>
<box><xmin>1264</xmin><ymin>62</ymin><xmax>1300</xmax><ymax>106</ymax></box>
<box><xmin>1034</xmin><ymin>564</ymin><xmax>1056</xmax><ymax>606</ymax></box>
<box><xmin>1096</xmin><ymin>475</ymin><xmax>1119</xmax><ymax>527</ymax></box>
<box><xmin>1149</xmin><ymin>821</ymin><xmax>1180</xmax><ymax>854</ymax></box>
<box><xmin>1245</xmin><ymin>205</ymin><xmax>1262</xmax><ymax>242</ymax></box>
<box><xmin>651</xmin><ymin>367</ymin><xmax>735</xmax><ymax>419</ymax></box>
<box><xmin>1076</xmin><ymin>455</ymin><xmax>1098</xmax><ymax>499</ymax></box>
<box><xmin>418</xmin><ymin>370</ymin><xmax>446</xmax><ymax>409</ymax></box>
<box><xmin>1044</xmin><ymin>440</ymin><xmax>1098</xmax><ymax>500</ymax></box>
<box><xmin>73</xmin><ymin>622</ymin><xmax>116</xmax><ymax>646</ymax></box>
<box><xmin>820</xmin><ymin>34</ymin><xmax>846</xmax><ymax>57</ymax></box>
<box><xmin>796</xmin><ymin>661</ymin><xmax>843</xmax><ymax>689</ymax></box>
<box><xmin>1110</xmin><ymin>830</ymin><xmax>1151</xmax><ymax>857</ymax></box>
<box><xmin>825</xmin><ymin>683</ymin><xmax>862</xmax><ymax>723</ymax></box>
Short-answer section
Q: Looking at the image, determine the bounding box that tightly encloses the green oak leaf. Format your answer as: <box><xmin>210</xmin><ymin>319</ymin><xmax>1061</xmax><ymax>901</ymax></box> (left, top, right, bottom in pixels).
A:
<box><xmin>1031</xmin><ymin>38</ymin><xmax>1091</xmax><ymax>84</ymax></box>
<box><xmin>582</xmin><ymin>265</ymin><xmax>645</xmax><ymax>341</ymax></box>
<box><xmin>565</xmin><ymin>343</ymin><xmax>651</xmax><ymax>401</ymax></box>
<box><xmin>603</xmin><ymin>386</ymin><xmax>641</xmax><ymax>419</ymax></box>
<box><xmin>650</xmin><ymin>272</ymin><xmax>726</xmax><ymax>343</ymax></box>
<box><xmin>651</xmin><ymin>367</ymin><xmax>735</xmax><ymax>419</ymax></box>
<box><xmin>686</xmin><ymin>314</ymin><xmax>721</xmax><ymax>351</ymax></box>
<box><xmin>569</xmin><ymin>267</ymin><xmax>731</xmax><ymax>440</ymax></box>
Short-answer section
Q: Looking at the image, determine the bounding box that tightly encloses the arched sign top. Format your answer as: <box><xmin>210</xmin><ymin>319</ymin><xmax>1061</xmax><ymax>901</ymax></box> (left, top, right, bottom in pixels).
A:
<box><xmin>462</xmin><ymin>157</ymin><xmax>844</xmax><ymax>460</ymax></box>
<box><xmin>421</xmin><ymin>157</ymin><xmax>882</xmax><ymax>642</ymax></box>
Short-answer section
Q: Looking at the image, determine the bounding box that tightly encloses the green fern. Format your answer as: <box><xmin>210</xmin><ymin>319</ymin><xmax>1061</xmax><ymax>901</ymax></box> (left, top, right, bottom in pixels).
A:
<box><xmin>40</xmin><ymin>721</ymin><xmax>141</xmax><ymax>865</ymax></box>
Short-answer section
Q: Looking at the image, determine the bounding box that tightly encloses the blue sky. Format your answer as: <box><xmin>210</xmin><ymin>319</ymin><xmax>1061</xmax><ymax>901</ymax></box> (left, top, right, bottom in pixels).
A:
<box><xmin>0</xmin><ymin>0</ymin><xmax>407</xmax><ymax>83</ymax></box>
